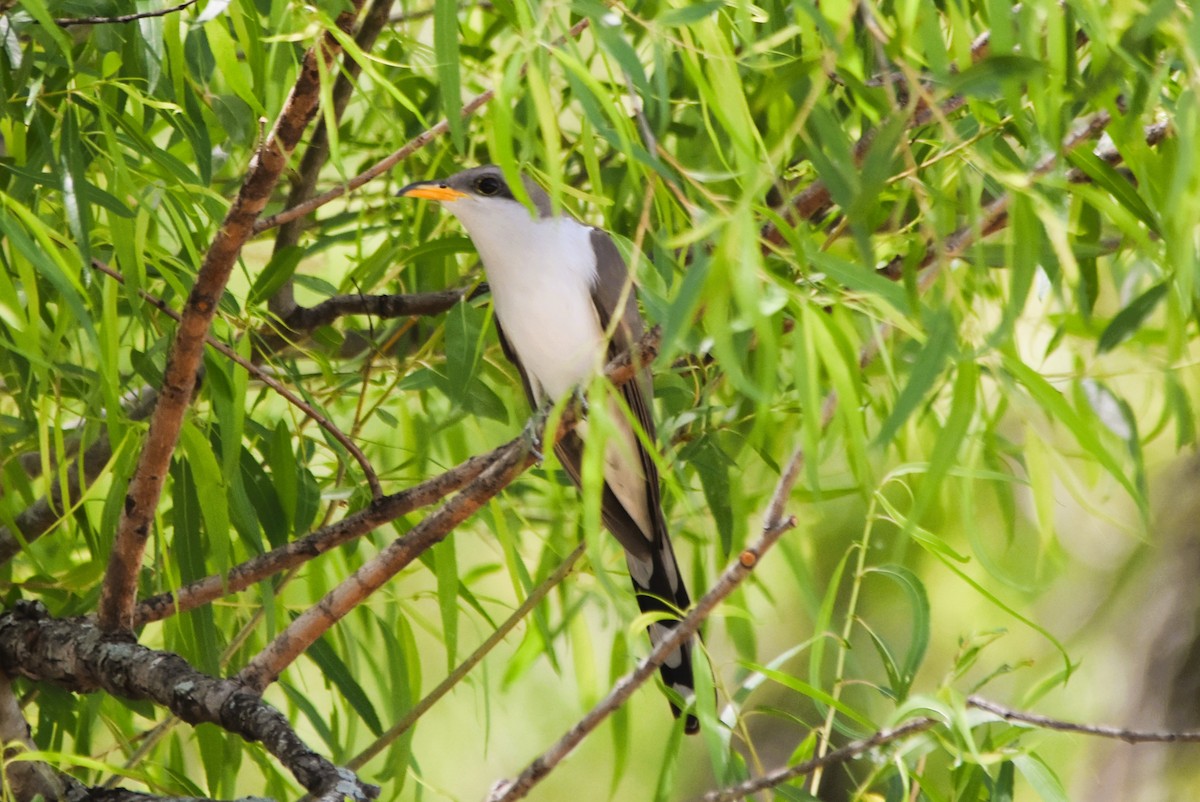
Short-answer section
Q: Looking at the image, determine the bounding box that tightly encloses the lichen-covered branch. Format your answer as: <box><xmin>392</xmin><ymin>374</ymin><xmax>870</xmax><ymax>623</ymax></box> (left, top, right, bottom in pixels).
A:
<box><xmin>0</xmin><ymin>602</ymin><xmax>377</xmax><ymax>801</ymax></box>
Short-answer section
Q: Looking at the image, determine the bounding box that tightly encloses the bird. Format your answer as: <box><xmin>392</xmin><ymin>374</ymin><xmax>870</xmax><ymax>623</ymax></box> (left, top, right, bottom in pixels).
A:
<box><xmin>398</xmin><ymin>165</ymin><xmax>699</xmax><ymax>732</ymax></box>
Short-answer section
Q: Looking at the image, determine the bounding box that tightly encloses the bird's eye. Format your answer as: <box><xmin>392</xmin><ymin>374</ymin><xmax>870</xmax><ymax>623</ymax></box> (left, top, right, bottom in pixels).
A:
<box><xmin>475</xmin><ymin>175</ymin><xmax>502</xmax><ymax>196</ymax></box>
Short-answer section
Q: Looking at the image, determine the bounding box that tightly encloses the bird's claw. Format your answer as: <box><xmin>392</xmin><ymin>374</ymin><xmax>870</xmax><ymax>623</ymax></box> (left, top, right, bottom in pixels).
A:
<box><xmin>521</xmin><ymin>418</ymin><xmax>545</xmax><ymax>464</ymax></box>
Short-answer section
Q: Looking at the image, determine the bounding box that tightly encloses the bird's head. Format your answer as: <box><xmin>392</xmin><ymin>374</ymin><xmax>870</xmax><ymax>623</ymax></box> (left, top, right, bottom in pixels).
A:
<box><xmin>398</xmin><ymin>165</ymin><xmax>555</xmax><ymax>237</ymax></box>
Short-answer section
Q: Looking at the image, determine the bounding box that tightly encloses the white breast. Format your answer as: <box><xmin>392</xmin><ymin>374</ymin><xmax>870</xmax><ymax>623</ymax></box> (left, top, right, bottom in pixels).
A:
<box><xmin>449</xmin><ymin>200</ymin><xmax>604</xmax><ymax>402</ymax></box>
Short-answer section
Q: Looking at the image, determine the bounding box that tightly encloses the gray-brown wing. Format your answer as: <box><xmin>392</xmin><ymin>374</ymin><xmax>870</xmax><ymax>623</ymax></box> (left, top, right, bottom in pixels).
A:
<box><xmin>587</xmin><ymin>229</ymin><xmax>671</xmax><ymax>549</ymax></box>
<box><xmin>495</xmin><ymin>319</ymin><xmax>541</xmax><ymax>407</ymax></box>
<box><xmin>589</xmin><ymin>229</ymin><xmax>697</xmax><ymax>732</ymax></box>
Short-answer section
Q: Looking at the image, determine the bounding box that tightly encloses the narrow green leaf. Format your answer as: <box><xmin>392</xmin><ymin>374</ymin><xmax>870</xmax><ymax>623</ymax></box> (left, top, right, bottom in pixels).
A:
<box><xmin>874</xmin><ymin>311</ymin><xmax>956</xmax><ymax>446</ymax></box>
<box><xmin>179</xmin><ymin>421</ymin><xmax>231</xmax><ymax>571</ymax></box>
<box><xmin>306</xmin><ymin>635</ymin><xmax>384</xmax><ymax>737</ymax></box>
<box><xmin>59</xmin><ymin>105</ymin><xmax>92</xmax><ymax>269</ymax></box>
<box><xmin>865</xmin><ymin>565</ymin><xmax>930</xmax><ymax>699</ymax></box>
<box><xmin>1097</xmin><ymin>281</ymin><xmax>1168</xmax><ymax>353</ymax></box>
<box><xmin>746</xmin><ymin>663</ymin><xmax>875</xmax><ymax>730</ymax></box>
<box><xmin>434</xmin><ymin>0</ymin><xmax>464</xmax><ymax>150</ymax></box>
<box><xmin>1014</xmin><ymin>754</ymin><xmax>1068</xmax><ymax>802</ymax></box>
<box><xmin>248</xmin><ymin>245</ymin><xmax>304</xmax><ymax>306</ymax></box>
<box><xmin>435</xmin><ymin>537</ymin><xmax>459</xmax><ymax>669</ymax></box>
<box><xmin>281</xmin><ymin>682</ymin><xmax>337</xmax><ymax>753</ymax></box>
<box><xmin>682</xmin><ymin>435</ymin><xmax>735</xmax><ymax>555</ymax></box>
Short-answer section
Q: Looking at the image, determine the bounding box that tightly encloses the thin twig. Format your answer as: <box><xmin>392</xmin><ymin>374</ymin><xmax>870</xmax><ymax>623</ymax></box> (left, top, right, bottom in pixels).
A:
<box><xmin>968</xmin><ymin>696</ymin><xmax>1200</xmax><ymax>744</ymax></box>
<box><xmin>270</xmin><ymin>0</ymin><xmax>397</xmax><ymax>318</ymax></box>
<box><xmin>91</xmin><ymin>259</ymin><xmax>384</xmax><ymax>499</ymax></box>
<box><xmin>702</xmin><ymin>717</ymin><xmax>939</xmax><ymax>802</ymax></box>
<box><xmin>54</xmin><ymin>0</ymin><xmax>199</xmax><ymax>27</ymax></box>
<box><xmin>251</xmin><ymin>17</ymin><xmax>593</xmax><ymax>234</ymax></box>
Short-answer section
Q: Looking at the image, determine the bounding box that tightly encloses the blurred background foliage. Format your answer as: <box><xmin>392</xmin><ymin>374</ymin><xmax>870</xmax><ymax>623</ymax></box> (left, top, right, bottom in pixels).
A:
<box><xmin>1</xmin><ymin>0</ymin><xmax>1199</xmax><ymax>799</ymax></box>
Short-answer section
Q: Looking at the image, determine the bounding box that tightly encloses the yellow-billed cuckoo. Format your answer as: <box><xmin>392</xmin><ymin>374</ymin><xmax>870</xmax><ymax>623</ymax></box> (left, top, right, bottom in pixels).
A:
<box><xmin>399</xmin><ymin>166</ymin><xmax>699</xmax><ymax>732</ymax></box>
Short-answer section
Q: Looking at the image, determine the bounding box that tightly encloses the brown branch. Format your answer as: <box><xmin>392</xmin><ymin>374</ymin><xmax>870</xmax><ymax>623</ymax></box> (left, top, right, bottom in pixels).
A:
<box><xmin>54</xmin><ymin>0</ymin><xmax>199</xmax><ymax>26</ymax></box>
<box><xmin>967</xmin><ymin>696</ymin><xmax>1200</xmax><ymax>744</ymax></box>
<box><xmin>0</xmin><ymin>390</ymin><xmax>158</xmax><ymax>566</ymax></box>
<box><xmin>133</xmin><ymin>446</ymin><xmax>507</xmax><ymax>626</ymax></box>
<box><xmin>701</xmin><ymin>717</ymin><xmax>939</xmax><ymax>802</ymax></box>
<box><xmin>485</xmin><ymin>462</ymin><xmax>802</xmax><ymax>800</ymax></box>
<box><xmin>253</xmin><ymin>286</ymin><xmax>472</xmax><ymax>357</ymax></box>
<box><xmin>90</xmin><ymin>259</ymin><xmax>383</xmax><ymax>499</ymax></box>
<box><xmin>251</xmin><ymin>17</ymin><xmax>593</xmax><ymax>235</ymax></box>
<box><xmin>1065</xmin><ymin>118</ymin><xmax>1170</xmax><ymax>183</ymax></box>
<box><xmin>270</xmin><ymin>0</ymin><xmax>397</xmax><ymax>318</ymax></box>
<box><xmin>97</xmin><ymin>4</ymin><xmax>366</xmax><ymax>634</ymax></box>
<box><xmin>0</xmin><ymin>602</ymin><xmax>378</xmax><ymax>800</ymax></box>
<box><xmin>236</xmin><ymin>327</ymin><xmax>661</xmax><ymax>692</ymax></box>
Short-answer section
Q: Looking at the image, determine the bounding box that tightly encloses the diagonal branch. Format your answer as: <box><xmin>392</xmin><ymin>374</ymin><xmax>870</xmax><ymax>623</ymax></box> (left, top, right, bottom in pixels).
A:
<box><xmin>0</xmin><ymin>602</ymin><xmax>378</xmax><ymax>801</ymax></box>
<box><xmin>97</xmin><ymin>4</ymin><xmax>367</xmax><ymax>634</ymax></box>
<box><xmin>484</xmin><ymin>448</ymin><xmax>804</xmax><ymax>801</ymax></box>
<box><xmin>237</xmin><ymin>426</ymin><xmax>538</xmax><ymax>692</ymax></box>
<box><xmin>132</xmin><ymin>443</ymin><xmax>513</xmax><ymax>626</ymax></box>
<box><xmin>701</xmin><ymin>717</ymin><xmax>939</xmax><ymax>802</ymax></box>
<box><xmin>251</xmin><ymin>17</ymin><xmax>593</xmax><ymax>235</ymax></box>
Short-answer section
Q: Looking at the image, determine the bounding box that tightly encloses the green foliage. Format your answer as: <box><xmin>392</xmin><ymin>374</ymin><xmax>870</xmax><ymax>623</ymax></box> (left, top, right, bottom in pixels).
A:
<box><xmin>1</xmin><ymin>0</ymin><xmax>1198</xmax><ymax>800</ymax></box>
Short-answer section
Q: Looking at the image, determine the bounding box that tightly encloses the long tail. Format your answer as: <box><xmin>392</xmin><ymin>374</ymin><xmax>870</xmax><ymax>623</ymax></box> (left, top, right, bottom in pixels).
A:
<box><xmin>626</xmin><ymin>532</ymin><xmax>699</xmax><ymax>733</ymax></box>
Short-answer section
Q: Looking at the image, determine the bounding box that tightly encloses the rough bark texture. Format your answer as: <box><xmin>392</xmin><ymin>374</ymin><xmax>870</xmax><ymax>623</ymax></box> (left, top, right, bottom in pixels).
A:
<box><xmin>0</xmin><ymin>602</ymin><xmax>377</xmax><ymax>801</ymax></box>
